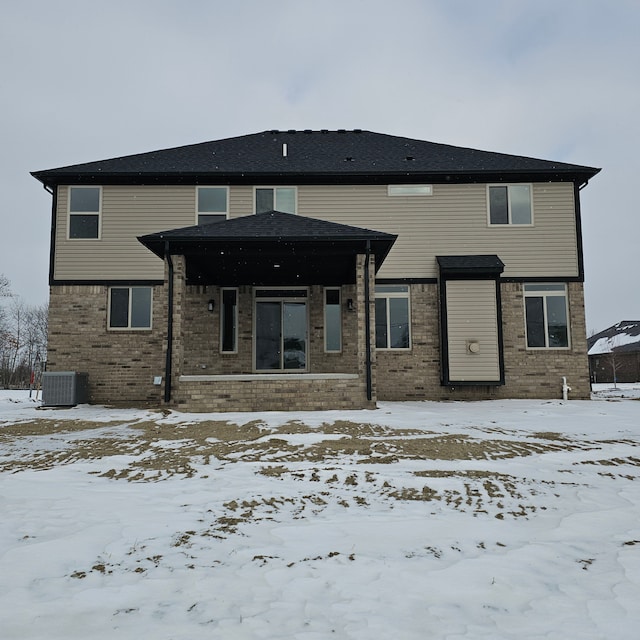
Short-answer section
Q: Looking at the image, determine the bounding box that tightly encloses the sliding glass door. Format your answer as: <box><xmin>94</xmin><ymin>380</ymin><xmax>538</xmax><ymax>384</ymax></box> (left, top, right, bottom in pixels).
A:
<box><xmin>255</xmin><ymin>290</ymin><xmax>307</xmax><ymax>371</ymax></box>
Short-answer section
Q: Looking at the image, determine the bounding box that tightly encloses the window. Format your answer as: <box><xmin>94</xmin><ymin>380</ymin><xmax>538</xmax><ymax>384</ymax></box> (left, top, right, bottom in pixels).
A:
<box><xmin>69</xmin><ymin>186</ymin><xmax>101</xmax><ymax>238</ymax></box>
<box><xmin>388</xmin><ymin>184</ymin><xmax>433</xmax><ymax>196</ymax></box>
<box><xmin>108</xmin><ymin>287</ymin><xmax>152</xmax><ymax>330</ymax></box>
<box><xmin>524</xmin><ymin>284</ymin><xmax>569</xmax><ymax>348</ymax></box>
<box><xmin>220</xmin><ymin>288</ymin><xmax>238</xmax><ymax>353</ymax></box>
<box><xmin>197</xmin><ymin>186</ymin><xmax>228</xmax><ymax>225</ymax></box>
<box><xmin>375</xmin><ymin>285</ymin><xmax>410</xmax><ymax>349</ymax></box>
<box><xmin>255</xmin><ymin>187</ymin><xmax>296</xmax><ymax>214</ymax></box>
<box><xmin>254</xmin><ymin>289</ymin><xmax>307</xmax><ymax>370</ymax></box>
<box><xmin>324</xmin><ymin>288</ymin><xmax>342</xmax><ymax>352</ymax></box>
<box><xmin>488</xmin><ymin>185</ymin><xmax>532</xmax><ymax>225</ymax></box>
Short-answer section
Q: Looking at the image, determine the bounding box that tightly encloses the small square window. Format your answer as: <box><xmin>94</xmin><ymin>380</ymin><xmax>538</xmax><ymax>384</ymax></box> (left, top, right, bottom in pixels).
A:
<box><xmin>109</xmin><ymin>287</ymin><xmax>152</xmax><ymax>330</ymax></box>
<box><xmin>69</xmin><ymin>186</ymin><xmax>101</xmax><ymax>239</ymax></box>
<box><xmin>255</xmin><ymin>187</ymin><xmax>296</xmax><ymax>214</ymax></box>
<box><xmin>488</xmin><ymin>185</ymin><xmax>532</xmax><ymax>225</ymax></box>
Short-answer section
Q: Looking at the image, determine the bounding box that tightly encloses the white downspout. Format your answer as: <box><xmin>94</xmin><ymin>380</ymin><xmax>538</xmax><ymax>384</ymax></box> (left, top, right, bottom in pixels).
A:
<box><xmin>562</xmin><ymin>376</ymin><xmax>571</xmax><ymax>401</ymax></box>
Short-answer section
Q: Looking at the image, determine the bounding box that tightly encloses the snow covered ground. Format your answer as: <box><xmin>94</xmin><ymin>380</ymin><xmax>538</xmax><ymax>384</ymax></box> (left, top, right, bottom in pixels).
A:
<box><xmin>1</xmin><ymin>387</ymin><xmax>639</xmax><ymax>639</ymax></box>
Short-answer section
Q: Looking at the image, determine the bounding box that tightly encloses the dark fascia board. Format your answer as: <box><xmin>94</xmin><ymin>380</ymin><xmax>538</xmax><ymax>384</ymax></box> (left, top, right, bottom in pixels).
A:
<box><xmin>31</xmin><ymin>168</ymin><xmax>600</xmax><ymax>189</ymax></box>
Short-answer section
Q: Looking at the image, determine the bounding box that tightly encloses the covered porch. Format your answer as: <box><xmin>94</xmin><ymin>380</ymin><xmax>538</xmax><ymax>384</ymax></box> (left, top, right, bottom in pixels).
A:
<box><xmin>138</xmin><ymin>211</ymin><xmax>396</xmax><ymax>411</ymax></box>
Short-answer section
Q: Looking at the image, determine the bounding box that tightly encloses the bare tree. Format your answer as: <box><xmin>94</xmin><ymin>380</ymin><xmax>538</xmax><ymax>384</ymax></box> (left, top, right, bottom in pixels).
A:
<box><xmin>0</xmin><ymin>273</ymin><xmax>10</xmax><ymax>298</ymax></box>
<box><xmin>603</xmin><ymin>336</ymin><xmax>623</xmax><ymax>389</ymax></box>
<box><xmin>0</xmin><ymin>275</ymin><xmax>48</xmax><ymax>389</ymax></box>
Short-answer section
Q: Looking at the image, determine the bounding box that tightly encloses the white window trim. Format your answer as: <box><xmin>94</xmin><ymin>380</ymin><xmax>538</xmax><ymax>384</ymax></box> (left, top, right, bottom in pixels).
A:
<box><xmin>324</xmin><ymin>287</ymin><xmax>342</xmax><ymax>353</ymax></box>
<box><xmin>68</xmin><ymin>185</ymin><xmax>102</xmax><ymax>240</ymax></box>
<box><xmin>487</xmin><ymin>184</ymin><xmax>534</xmax><ymax>227</ymax></box>
<box><xmin>387</xmin><ymin>184</ymin><xmax>433</xmax><ymax>196</ymax></box>
<box><xmin>107</xmin><ymin>286</ymin><xmax>153</xmax><ymax>331</ymax></box>
<box><xmin>219</xmin><ymin>287</ymin><xmax>238</xmax><ymax>354</ymax></box>
<box><xmin>254</xmin><ymin>186</ymin><xmax>298</xmax><ymax>214</ymax></box>
<box><xmin>252</xmin><ymin>286</ymin><xmax>309</xmax><ymax>372</ymax></box>
<box><xmin>196</xmin><ymin>186</ymin><xmax>229</xmax><ymax>225</ymax></box>
<box><xmin>375</xmin><ymin>285</ymin><xmax>412</xmax><ymax>351</ymax></box>
<box><xmin>523</xmin><ymin>283</ymin><xmax>570</xmax><ymax>350</ymax></box>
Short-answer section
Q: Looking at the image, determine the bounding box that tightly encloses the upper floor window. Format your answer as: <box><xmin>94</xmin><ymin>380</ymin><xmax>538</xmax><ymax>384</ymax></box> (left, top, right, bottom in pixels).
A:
<box><xmin>108</xmin><ymin>286</ymin><xmax>152</xmax><ymax>330</ymax></box>
<box><xmin>524</xmin><ymin>283</ymin><xmax>569</xmax><ymax>348</ymax></box>
<box><xmin>255</xmin><ymin>187</ymin><xmax>296</xmax><ymax>214</ymax></box>
<box><xmin>488</xmin><ymin>185</ymin><xmax>532</xmax><ymax>225</ymax></box>
<box><xmin>388</xmin><ymin>184</ymin><xmax>433</xmax><ymax>196</ymax></box>
<box><xmin>69</xmin><ymin>186</ymin><xmax>101</xmax><ymax>239</ymax></box>
<box><xmin>375</xmin><ymin>285</ymin><xmax>411</xmax><ymax>350</ymax></box>
<box><xmin>197</xmin><ymin>186</ymin><xmax>228</xmax><ymax>225</ymax></box>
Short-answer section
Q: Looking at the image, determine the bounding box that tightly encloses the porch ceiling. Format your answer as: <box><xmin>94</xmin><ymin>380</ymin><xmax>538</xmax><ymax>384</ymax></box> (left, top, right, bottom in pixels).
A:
<box><xmin>138</xmin><ymin>211</ymin><xmax>397</xmax><ymax>286</ymax></box>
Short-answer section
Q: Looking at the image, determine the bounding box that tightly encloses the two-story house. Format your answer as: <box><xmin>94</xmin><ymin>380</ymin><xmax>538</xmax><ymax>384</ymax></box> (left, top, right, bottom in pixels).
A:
<box><xmin>32</xmin><ymin>130</ymin><xmax>600</xmax><ymax>411</ymax></box>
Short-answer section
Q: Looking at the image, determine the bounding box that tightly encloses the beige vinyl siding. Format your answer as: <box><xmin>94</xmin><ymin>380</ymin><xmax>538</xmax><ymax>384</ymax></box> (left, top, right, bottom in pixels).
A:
<box><xmin>55</xmin><ymin>185</ymin><xmax>197</xmax><ymax>280</ymax></box>
<box><xmin>298</xmin><ymin>182</ymin><xmax>578</xmax><ymax>279</ymax></box>
<box><xmin>445</xmin><ymin>280</ymin><xmax>500</xmax><ymax>382</ymax></box>
<box><xmin>54</xmin><ymin>182</ymin><xmax>579</xmax><ymax>280</ymax></box>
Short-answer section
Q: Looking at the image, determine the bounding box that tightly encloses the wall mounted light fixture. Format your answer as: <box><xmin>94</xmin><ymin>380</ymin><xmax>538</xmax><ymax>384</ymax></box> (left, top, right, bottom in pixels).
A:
<box><xmin>347</xmin><ymin>298</ymin><xmax>355</xmax><ymax>312</ymax></box>
<box><xmin>207</xmin><ymin>299</ymin><xmax>215</xmax><ymax>312</ymax></box>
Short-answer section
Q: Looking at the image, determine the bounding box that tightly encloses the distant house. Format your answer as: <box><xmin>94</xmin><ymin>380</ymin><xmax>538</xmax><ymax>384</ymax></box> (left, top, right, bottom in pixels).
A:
<box><xmin>32</xmin><ymin>130</ymin><xmax>600</xmax><ymax>411</ymax></box>
<box><xmin>588</xmin><ymin>321</ymin><xmax>640</xmax><ymax>384</ymax></box>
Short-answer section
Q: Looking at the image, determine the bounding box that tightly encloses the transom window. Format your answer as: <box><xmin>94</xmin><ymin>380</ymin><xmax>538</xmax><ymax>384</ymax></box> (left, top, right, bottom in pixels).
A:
<box><xmin>488</xmin><ymin>185</ymin><xmax>532</xmax><ymax>225</ymax></box>
<box><xmin>387</xmin><ymin>184</ymin><xmax>433</xmax><ymax>196</ymax></box>
<box><xmin>255</xmin><ymin>187</ymin><xmax>296</xmax><ymax>214</ymax></box>
<box><xmin>524</xmin><ymin>283</ymin><xmax>569</xmax><ymax>348</ymax></box>
<box><xmin>108</xmin><ymin>287</ymin><xmax>152</xmax><ymax>330</ymax></box>
<box><xmin>69</xmin><ymin>186</ymin><xmax>101</xmax><ymax>239</ymax></box>
<box><xmin>197</xmin><ymin>186</ymin><xmax>228</xmax><ymax>225</ymax></box>
<box><xmin>375</xmin><ymin>285</ymin><xmax>411</xmax><ymax>350</ymax></box>
<box><xmin>254</xmin><ymin>289</ymin><xmax>307</xmax><ymax>370</ymax></box>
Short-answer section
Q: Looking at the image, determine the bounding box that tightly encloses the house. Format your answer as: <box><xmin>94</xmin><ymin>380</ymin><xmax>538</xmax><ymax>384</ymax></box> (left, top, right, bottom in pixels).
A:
<box><xmin>31</xmin><ymin>130</ymin><xmax>600</xmax><ymax>411</ymax></box>
<box><xmin>588</xmin><ymin>321</ymin><xmax>640</xmax><ymax>384</ymax></box>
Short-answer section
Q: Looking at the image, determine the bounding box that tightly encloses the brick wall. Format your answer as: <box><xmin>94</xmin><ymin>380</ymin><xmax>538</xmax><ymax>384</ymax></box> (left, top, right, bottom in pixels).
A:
<box><xmin>181</xmin><ymin>284</ymin><xmax>360</xmax><ymax>375</ymax></box>
<box><xmin>47</xmin><ymin>276</ymin><xmax>590</xmax><ymax>409</ymax></box>
<box><xmin>376</xmin><ymin>282</ymin><xmax>591</xmax><ymax>401</ymax></box>
<box><xmin>47</xmin><ymin>284</ymin><xmax>166</xmax><ymax>405</ymax></box>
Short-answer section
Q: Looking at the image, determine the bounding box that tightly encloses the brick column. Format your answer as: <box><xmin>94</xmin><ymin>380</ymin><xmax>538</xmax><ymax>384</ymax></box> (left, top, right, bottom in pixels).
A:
<box><xmin>163</xmin><ymin>254</ymin><xmax>186</xmax><ymax>405</ymax></box>
<box><xmin>356</xmin><ymin>253</ymin><xmax>377</xmax><ymax>405</ymax></box>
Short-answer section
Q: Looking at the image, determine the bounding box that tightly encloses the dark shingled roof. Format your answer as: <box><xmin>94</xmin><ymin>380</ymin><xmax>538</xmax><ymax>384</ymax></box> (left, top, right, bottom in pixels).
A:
<box><xmin>437</xmin><ymin>254</ymin><xmax>505</xmax><ymax>276</ymax></box>
<box><xmin>138</xmin><ymin>211</ymin><xmax>397</xmax><ymax>286</ymax></box>
<box><xmin>587</xmin><ymin>321</ymin><xmax>640</xmax><ymax>355</ymax></box>
<box><xmin>32</xmin><ymin>129</ymin><xmax>600</xmax><ymax>187</ymax></box>
<box><xmin>139</xmin><ymin>210</ymin><xmax>396</xmax><ymax>246</ymax></box>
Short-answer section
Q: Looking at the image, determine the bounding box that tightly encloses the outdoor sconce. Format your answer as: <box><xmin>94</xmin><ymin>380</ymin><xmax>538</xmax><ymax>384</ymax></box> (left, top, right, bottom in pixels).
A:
<box><xmin>207</xmin><ymin>299</ymin><xmax>215</xmax><ymax>312</ymax></box>
<box><xmin>347</xmin><ymin>298</ymin><xmax>355</xmax><ymax>312</ymax></box>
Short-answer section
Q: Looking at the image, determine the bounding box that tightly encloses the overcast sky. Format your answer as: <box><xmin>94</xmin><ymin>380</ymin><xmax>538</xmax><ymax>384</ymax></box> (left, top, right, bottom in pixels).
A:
<box><xmin>1</xmin><ymin>0</ymin><xmax>638</xmax><ymax>332</ymax></box>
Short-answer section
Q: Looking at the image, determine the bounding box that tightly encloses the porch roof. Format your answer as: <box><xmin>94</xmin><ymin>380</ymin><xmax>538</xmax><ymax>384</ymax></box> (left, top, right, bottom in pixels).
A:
<box><xmin>437</xmin><ymin>254</ymin><xmax>505</xmax><ymax>277</ymax></box>
<box><xmin>138</xmin><ymin>210</ymin><xmax>397</xmax><ymax>285</ymax></box>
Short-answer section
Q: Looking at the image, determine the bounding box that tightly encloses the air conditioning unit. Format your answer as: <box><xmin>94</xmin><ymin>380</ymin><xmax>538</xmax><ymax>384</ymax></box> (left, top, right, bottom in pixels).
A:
<box><xmin>42</xmin><ymin>372</ymin><xmax>89</xmax><ymax>407</ymax></box>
